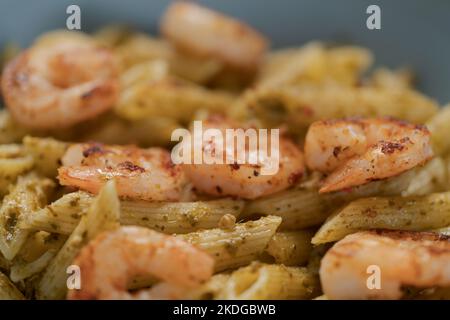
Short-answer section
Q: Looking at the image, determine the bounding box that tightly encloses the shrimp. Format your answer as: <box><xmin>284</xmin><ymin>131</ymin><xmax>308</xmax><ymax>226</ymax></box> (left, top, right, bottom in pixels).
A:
<box><xmin>68</xmin><ymin>226</ymin><xmax>214</xmax><ymax>300</ymax></box>
<box><xmin>182</xmin><ymin>116</ymin><xmax>305</xmax><ymax>199</ymax></box>
<box><xmin>304</xmin><ymin>117</ymin><xmax>434</xmax><ymax>193</ymax></box>
<box><xmin>58</xmin><ymin>143</ymin><xmax>187</xmax><ymax>201</ymax></box>
<box><xmin>320</xmin><ymin>230</ymin><xmax>450</xmax><ymax>300</ymax></box>
<box><xmin>1</xmin><ymin>31</ymin><xmax>119</xmax><ymax>129</ymax></box>
<box><xmin>160</xmin><ymin>2</ymin><xmax>268</xmax><ymax>71</ymax></box>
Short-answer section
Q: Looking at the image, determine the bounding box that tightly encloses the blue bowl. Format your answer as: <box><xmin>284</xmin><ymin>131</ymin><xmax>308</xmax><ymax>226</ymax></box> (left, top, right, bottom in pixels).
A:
<box><xmin>1</xmin><ymin>0</ymin><xmax>449</xmax><ymax>103</ymax></box>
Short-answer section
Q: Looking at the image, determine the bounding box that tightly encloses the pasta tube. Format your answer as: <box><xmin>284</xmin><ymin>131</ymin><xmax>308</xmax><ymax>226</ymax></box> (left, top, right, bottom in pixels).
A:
<box><xmin>0</xmin><ymin>271</ymin><xmax>24</xmax><ymax>300</ymax></box>
<box><xmin>312</xmin><ymin>191</ymin><xmax>450</xmax><ymax>244</ymax></box>
<box><xmin>36</xmin><ymin>181</ymin><xmax>120</xmax><ymax>299</ymax></box>
<box><xmin>22</xmin><ymin>193</ymin><xmax>244</xmax><ymax>235</ymax></box>
<box><xmin>10</xmin><ymin>232</ymin><xmax>66</xmax><ymax>282</ymax></box>
<box><xmin>0</xmin><ymin>144</ymin><xmax>34</xmax><ymax>195</ymax></box>
<box><xmin>265</xmin><ymin>230</ymin><xmax>315</xmax><ymax>266</ymax></box>
<box><xmin>180</xmin><ymin>216</ymin><xmax>282</xmax><ymax>272</ymax></box>
<box><xmin>23</xmin><ymin>136</ymin><xmax>68</xmax><ymax>178</ymax></box>
<box><xmin>0</xmin><ymin>174</ymin><xmax>54</xmax><ymax>260</ymax></box>
<box><xmin>216</xmin><ymin>262</ymin><xmax>320</xmax><ymax>300</ymax></box>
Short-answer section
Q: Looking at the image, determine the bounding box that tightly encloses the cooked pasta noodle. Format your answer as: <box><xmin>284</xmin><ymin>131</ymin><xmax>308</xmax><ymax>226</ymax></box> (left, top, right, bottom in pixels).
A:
<box><xmin>37</xmin><ymin>181</ymin><xmax>120</xmax><ymax>299</ymax></box>
<box><xmin>21</xmin><ymin>193</ymin><xmax>244</xmax><ymax>235</ymax></box>
<box><xmin>265</xmin><ymin>230</ymin><xmax>315</xmax><ymax>266</ymax></box>
<box><xmin>180</xmin><ymin>216</ymin><xmax>281</xmax><ymax>272</ymax></box>
<box><xmin>0</xmin><ymin>271</ymin><xmax>24</xmax><ymax>300</ymax></box>
<box><xmin>214</xmin><ymin>262</ymin><xmax>320</xmax><ymax>299</ymax></box>
<box><xmin>312</xmin><ymin>191</ymin><xmax>450</xmax><ymax>244</ymax></box>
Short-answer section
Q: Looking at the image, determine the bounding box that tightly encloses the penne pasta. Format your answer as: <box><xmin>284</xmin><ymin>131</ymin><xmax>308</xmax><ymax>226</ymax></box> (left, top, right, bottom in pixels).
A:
<box><xmin>243</xmin><ymin>188</ymin><xmax>332</xmax><ymax>230</ymax></box>
<box><xmin>401</xmin><ymin>157</ymin><xmax>447</xmax><ymax>196</ymax></box>
<box><xmin>265</xmin><ymin>230</ymin><xmax>315</xmax><ymax>266</ymax></box>
<box><xmin>116</xmin><ymin>77</ymin><xmax>234</xmax><ymax>123</ymax></box>
<box><xmin>36</xmin><ymin>217</ymin><xmax>89</xmax><ymax>299</ymax></box>
<box><xmin>120</xmin><ymin>198</ymin><xmax>244</xmax><ymax>234</ymax></box>
<box><xmin>312</xmin><ymin>191</ymin><xmax>450</xmax><ymax>244</ymax></box>
<box><xmin>10</xmin><ymin>231</ymin><xmax>66</xmax><ymax>282</ymax></box>
<box><xmin>22</xmin><ymin>193</ymin><xmax>244</xmax><ymax>235</ymax></box>
<box><xmin>180</xmin><ymin>216</ymin><xmax>282</xmax><ymax>272</ymax></box>
<box><xmin>216</xmin><ymin>262</ymin><xmax>320</xmax><ymax>300</ymax></box>
<box><xmin>85</xmin><ymin>181</ymin><xmax>121</xmax><ymax>239</ymax></box>
<box><xmin>23</xmin><ymin>136</ymin><xmax>68</xmax><ymax>178</ymax></box>
<box><xmin>36</xmin><ymin>181</ymin><xmax>120</xmax><ymax>299</ymax></box>
<box><xmin>0</xmin><ymin>253</ymin><xmax>9</xmax><ymax>271</ymax></box>
<box><xmin>186</xmin><ymin>274</ymin><xmax>231</xmax><ymax>300</ymax></box>
<box><xmin>0</xmin><ymin>271</ymin><xmax>24</xmax><ymax>300</ymax></box>
<box><xmin>0</xmin><ymin>144</ymin><xmax>34</xmax><ymax>195</ymax></box>
<box><xmin>19</xmin><ymin>191</ymin><xmax>92</xmax><ymax>235</ymax></box>
<box><xmin>0</xmin><ymin>174</ymin><xmax>54</xmax><ymax>260</ymax></box>
<box><xmin>11</xmin><ymin>251</ymin><xmax>55</xmax><ymax>283</ymax></box>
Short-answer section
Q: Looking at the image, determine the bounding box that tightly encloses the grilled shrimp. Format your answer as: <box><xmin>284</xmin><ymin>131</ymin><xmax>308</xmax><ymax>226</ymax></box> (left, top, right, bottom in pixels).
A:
<box><xmin>182</xmin><ymin>116</ymin><xmax>305</xmax><ymax>199</ymax></box>
<box><xmin>320</xmin><ymin>230</ymin><xmax>450</xmax><ymax>300</ymax></box>
<box><xmin>1</xmin><ymin>31</ymin><xmax>119</xmax><ymax>129</ymax></box>
<box><xmin>58</xmin><ymin>143</ymin><xmax>187</xmax><ymax>201</ymax></box>
<box><xmin>68</xmin><ymin>226</ymin><xmax>214</xmax><ymax>300</ymax></box>
<box><xmin>160</xmin><ymin>2</ymin><xmax>268</xmax><ymax>71</ymax></box>
<box><xmin>304</xmin><ymin>118</ymin><xmax>433</xmax><ymax>193</ymax></box>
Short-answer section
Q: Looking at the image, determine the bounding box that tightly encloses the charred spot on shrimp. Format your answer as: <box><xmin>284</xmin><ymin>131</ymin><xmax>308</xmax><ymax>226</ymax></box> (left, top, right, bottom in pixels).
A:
<box><xmin>117</xmin><ymin>161</ymin><xmax>145</xmax><ymax>173</ymax></box>
<box><xmin>414</xmin><ymin>124</ymin><xmax>430</xmax><ymax>133</ymax></box>
<box><xmin>288</xmin><ymin>171</ymin><xmax>303</xmax><ymax>185</ymax></box>
<box><xmin>82</xmin><ymin>144</ymin><xmax>107</xmax><ymax>157</ymax></box>
<box><xmin>332</xmin><ymin>146</ymin><xmax>342</xmax><ymax>157</ymax></box>
<box><xmin>229</xmin><ymin>163</ymin><xmax>240</xmax><ymax>170</ymax></box>
<box><xmin>373</xmin><ymin>229</ymin><xmax>450</xmax><ymax>242</ymax></box>
<box><xmin>380</xmin><ymin>141</ymin><xmax>405</xmax><ymax>154</ymax></box>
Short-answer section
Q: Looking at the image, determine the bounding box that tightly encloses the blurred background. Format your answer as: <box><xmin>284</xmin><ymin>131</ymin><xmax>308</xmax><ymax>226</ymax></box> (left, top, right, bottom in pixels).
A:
<box><xmin>0</xmin><ymin>0</ymin><xmax>449</xmax><ymax>103</ymax></box>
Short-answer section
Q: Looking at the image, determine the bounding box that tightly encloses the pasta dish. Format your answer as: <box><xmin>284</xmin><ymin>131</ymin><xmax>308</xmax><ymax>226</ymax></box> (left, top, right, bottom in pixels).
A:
<box><xmin>0</xmin><ymin>1</ymin><xmax>449</xmax><ymax>300</ymax></box>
